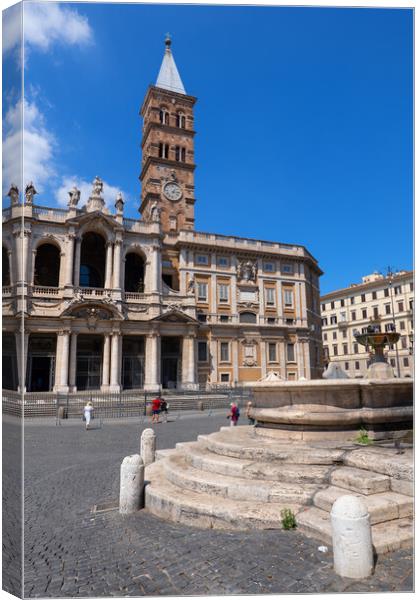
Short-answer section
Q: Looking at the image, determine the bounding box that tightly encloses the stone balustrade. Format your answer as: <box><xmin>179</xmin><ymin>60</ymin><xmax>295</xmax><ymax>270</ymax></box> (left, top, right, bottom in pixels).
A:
<box><xmin>31</xmin><ymin>286</ymin><xmax>61</xmax><ymax>297</ymax></box>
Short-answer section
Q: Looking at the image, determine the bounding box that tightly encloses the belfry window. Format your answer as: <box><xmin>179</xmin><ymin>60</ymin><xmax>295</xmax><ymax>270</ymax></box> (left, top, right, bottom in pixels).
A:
<box><xmin>176</xmin><ymin>112</ymin><xmax>186</xmax><ymax>128</ymax></box>
<box><xmin>175</xmin><ymin>146</ymin><xmax>186</xmax><ymax>162</ymax></box>
<box><xmin>159</xmin><ymin>108</ymin><xmax>169</xmax><ymax>125</ymax></box>
<box><xmin>159</xmin><ymin>143</ymin><xmax>169</xmax><ymax>159</ymax></box>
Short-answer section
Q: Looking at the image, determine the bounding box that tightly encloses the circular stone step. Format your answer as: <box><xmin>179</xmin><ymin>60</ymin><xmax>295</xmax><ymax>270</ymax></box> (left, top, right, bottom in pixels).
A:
<box><xmin>163</xmin><ymin>452</ymin><xmax>324</xmax><ymax>504</ymax></box>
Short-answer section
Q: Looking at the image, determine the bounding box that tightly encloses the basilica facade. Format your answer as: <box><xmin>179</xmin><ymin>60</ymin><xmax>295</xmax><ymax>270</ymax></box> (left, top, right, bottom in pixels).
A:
<box><xmin>2</xmin><ymin>38</ymin><xmax>323</xmax><ymax>393</ymax></box>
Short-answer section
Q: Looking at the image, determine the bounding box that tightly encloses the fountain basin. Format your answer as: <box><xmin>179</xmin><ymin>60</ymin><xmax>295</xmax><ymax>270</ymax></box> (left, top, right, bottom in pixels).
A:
<box><xmin>249</xmin><ymin>378</ymin><xmax>413</xmax><ymax>441</ymax></box>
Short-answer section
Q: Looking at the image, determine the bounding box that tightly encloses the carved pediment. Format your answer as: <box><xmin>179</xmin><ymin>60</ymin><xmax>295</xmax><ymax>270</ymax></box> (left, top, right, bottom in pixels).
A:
<box><xmin>61</xmin><ymin>299</ymin><xmax>123</xmax><ymax>323</ymax></box>
<box><xmin>67</xmin><ymin>210</ymin><xmax>122</xmax><ymax>231</ymax></box>
<box><xmin>151</xmin><ymin>307</ymin><xmax>198</xmax><ymax>324</ymax></box>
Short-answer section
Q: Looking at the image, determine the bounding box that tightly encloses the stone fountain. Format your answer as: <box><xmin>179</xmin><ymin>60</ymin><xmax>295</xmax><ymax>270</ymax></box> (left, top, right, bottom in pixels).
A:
<box><xmin>354</xmin><ymin>321</ymin><xmax>400</xmax><ymax>380</ymax></box>
<box><xmin>143</xmin><ymin>324</ymin><xmax>413</xmax><ymax>554</ymax></box>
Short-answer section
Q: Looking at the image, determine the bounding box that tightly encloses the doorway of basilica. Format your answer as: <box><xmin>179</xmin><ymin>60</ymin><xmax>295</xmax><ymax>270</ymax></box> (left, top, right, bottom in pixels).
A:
<box><xmin>27</xmin><ymin>335</ymin><xmax>56</xmax><ymax>392</ymax></box>
<box><xmin>122</xmin><ymin>336</ymin><xmax>144</xmax><ymax>389</ymax></box>
<box><xmin>76</xmin><ymin>335</ymin><xmax>103</xmax><ymax>390</ymax></box>
<box><xmin>161</xmin><ymin>337</ymin><xmax>181</xmax><ymax>389</ymax></box>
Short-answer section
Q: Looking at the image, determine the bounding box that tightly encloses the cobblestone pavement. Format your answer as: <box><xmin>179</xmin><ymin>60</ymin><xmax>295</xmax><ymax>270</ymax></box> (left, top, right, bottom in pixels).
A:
<box><xmin>18</xmin><ymin>413</ymin><xmax>414</xmax><ymax>597</ymax></box>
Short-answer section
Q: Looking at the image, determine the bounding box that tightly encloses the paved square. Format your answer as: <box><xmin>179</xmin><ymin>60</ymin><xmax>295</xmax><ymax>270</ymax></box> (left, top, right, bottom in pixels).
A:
<box><xmin>15</xmin><ymin>414</ymin><xmax>413</xmax><ymax>596</ymax></box>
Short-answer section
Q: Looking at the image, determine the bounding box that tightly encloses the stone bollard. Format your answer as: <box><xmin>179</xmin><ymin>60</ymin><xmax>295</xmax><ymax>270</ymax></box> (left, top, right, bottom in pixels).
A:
<box><xmin>119</xmin><ymin>454</ymin><xmax>144</xmax><ymax>514</ymax></box>
<box><xmin>140</xmin><ymin>428</ymin><xmax>156</xmax><ymax>466</ymax></box>
<box><xmin>197</xmin><ymin>400</ymin><xmax>204</xmax><ymax>411</ymax></box>
<box><xmin>331</xmin><ymin>495</ymin><xmax>374</xmax><ymax>579</ymax></box>
<box><xmin>57</xmin><ymin>406</ymin><xmax>66</xmax><ymax>420</ymax></box>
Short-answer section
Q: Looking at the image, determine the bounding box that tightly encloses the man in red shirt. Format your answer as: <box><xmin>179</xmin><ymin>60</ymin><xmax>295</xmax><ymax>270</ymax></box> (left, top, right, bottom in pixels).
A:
<box><xmin>151</xmin><ymin>396</ymin><xmax>161</xmax><ymax>423</ymax></box>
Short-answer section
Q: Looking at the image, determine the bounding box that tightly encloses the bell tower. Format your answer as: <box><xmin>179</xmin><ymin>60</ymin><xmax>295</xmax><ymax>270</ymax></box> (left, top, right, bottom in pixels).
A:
<box><xmin>140</xmin><ymin>35</ymin><xmax>197</xmax><ymax>233</ymax></box>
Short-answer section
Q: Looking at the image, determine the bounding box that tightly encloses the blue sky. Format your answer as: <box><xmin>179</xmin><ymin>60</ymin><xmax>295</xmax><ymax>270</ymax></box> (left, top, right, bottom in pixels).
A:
<box><xmin>2</xmin><ymin>2</ymin><xmax>413</xmax><ymax>293</ymax></box>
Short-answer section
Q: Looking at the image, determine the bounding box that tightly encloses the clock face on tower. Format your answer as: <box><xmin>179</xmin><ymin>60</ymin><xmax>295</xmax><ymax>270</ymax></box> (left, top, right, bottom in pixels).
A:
<box><xmin>163</xmin><ymin>181</ymin><xmax>182</xmax><ymax>202</ymax></box>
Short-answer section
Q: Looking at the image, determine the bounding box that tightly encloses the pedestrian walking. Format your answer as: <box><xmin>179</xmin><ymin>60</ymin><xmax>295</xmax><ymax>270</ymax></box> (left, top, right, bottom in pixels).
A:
<box><xmin>83</xmin><ymin>401</ymin><xmax>94</xmax><ymax>430</ymax></box>
<box><xmin>151</xmin><ymin>396</ymin><xmax>161</xmax><ymax>423</ymax></box>
<box><xmin>160</xmin><ymin>397</ymin><xmax>169</xmax><ymax>422</ymax></box>
<box><xmin>246</xmin><ymin>401</ymin><xmax>255</xmax><ymax>425</ymax></box>
<box><xmin>227</xmin><ymin>402</ymin><xmax>240</xmax><ymax>426</ymax></box>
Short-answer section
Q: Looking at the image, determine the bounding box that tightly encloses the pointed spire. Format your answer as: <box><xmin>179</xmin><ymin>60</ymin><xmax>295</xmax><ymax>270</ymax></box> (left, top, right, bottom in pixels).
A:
<box><xmin>156</xmin><ymin>34</ymin><xmax>186</xmax><ymax>95</ymax></box>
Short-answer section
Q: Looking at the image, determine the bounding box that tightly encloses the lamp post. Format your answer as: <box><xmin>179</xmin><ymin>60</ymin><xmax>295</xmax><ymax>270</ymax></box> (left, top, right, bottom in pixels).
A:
<box><xmin>388</xmin><ymin>279</ymin><xmax>401</xmax><ymax>378</ymax></box>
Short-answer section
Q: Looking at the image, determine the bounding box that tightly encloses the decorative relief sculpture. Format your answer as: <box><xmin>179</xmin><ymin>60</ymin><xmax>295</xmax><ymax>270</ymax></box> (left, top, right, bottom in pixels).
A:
<box><xmin>241</xmin><ymin>338</ymin><xmax>258</xmax><ymax>367</ymax></box>
<box><xmin>237</xmin><ymin>259</ymin><xmax>257</xmax><ymax>283</ymax></box>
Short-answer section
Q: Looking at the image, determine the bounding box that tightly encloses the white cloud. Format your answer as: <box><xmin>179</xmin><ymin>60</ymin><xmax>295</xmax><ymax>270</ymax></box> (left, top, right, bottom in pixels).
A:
<box><xmin>2</xmin><ymin>3</ymin><xmax>22</xmax><ymax>55</ymax></box>
<box><xmin>55</xmin><ymin>176</ymin><xmax>129</xmax><ymax>211</ymax></box>
<box><xmin>2</xmin><ymin>98</ymin><xmax>56</xmax><ymax>196</ymax></box>
<box><xmin>3</xmin><ymin>2</ymin><xmax>93</xmax><ymax>55</ymax></box>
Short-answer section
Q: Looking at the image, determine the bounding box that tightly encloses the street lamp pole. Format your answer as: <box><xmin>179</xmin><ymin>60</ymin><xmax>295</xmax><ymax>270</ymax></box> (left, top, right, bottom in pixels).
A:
<box><xmin>388</xmin><ymin>279</ymin><xmax>401</xmax><ymax>378</ymax></box>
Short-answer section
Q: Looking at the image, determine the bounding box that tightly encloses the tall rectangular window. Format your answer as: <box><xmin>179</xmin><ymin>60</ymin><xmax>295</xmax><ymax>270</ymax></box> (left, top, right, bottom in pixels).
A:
<box><xmin>350</xmin><ymin>296</ymin><xmax>355</xmax><ymax>305</ymax></box>
<box><xmin>385</xmin><ymin>304</ymin><xmax>391</xmax><ymax>315</ymax></box>
<box><xmin>333</xmin><ymin>331</ymin><xmax>337</xmax><ymax>340</ymax></box>
<box><xmin>340</xmin><ymin>299</ymin><xmax>345</xmax><ymax>307</ymax></box>
<box><xmin>330</xmin><ymin>315</ymin><xmax>337</xmax><ymax>325</ymax></box>
<box><xmin>342</xmin><ymin>329</ymin><xmax>347</xmax><ymax>338</ymax></box>
<box><xmin>361</xmin><ymin>294</ymin><xmax>366</xmax><ymax>302</ymax></box>
<box><xmin>268</xmin><ymin>343</ymin><xmax>277</xmax><ymax>362</ymax></box>
<box><xmin>220</xmin><ymin>342</ymin><xmax>230</xmax><ymax>362</ymax></box>
<box><xmin>284</xmin><ymin>289</ymin><xmax>294</xmax><ymax>307</ymax></box>
<box><xmin>353</xmin><ymin>343</ymin><xmax>358</xmax><ymax>353</ymax></box>
<box><xmin>287</xmin><ymin>343</ymin><xmax>295</xmax><ymax>362</ymax></box>
<box><xmin>333</xmin><ymin>345</ymin><xmax>338</xmax><ymax>356</ymax></box>
<box><xmin>351</xmin><ymin>311</ymin><xmax>356</xmax><ymax>321</ymax></box>
<box><xmin>398</xmin><ymin>301</ymin><xmax>404</xmax><ymax>312</ymax></box>
<box><xmin>362</xmin><ymin>309</ymin><xmax>367</xmax><ymax>319</ymax></box>
<box><xmin>343</xmin><ymin>343</ymin><xmax>348</xmax><ymax>355</ymax></box>
<box><xmin>331</xmin><ymin>301</ymin><xmax>335</xmax><ymax>309</ymax></box>
<box><xmin>400</xmin><ymin>320</ymin><xmax>406</xmax><ymax>330</ymax></box>
<box><xmin>373</xmin><ymin>307</ymin><xmax>379</xmax><ymax>319</ymax></box>
<box><xmin>197</xmin><ymin>282</ymin><xmax>208</xmax><ymax>301</ymax></box>
<box><xmin>372</xmin><ymin>291</ymin><xmax>377</xmax><ymax>300</ymax></box>
<box><xmin>355</xmin><ymin>361</ymin><xmax>360</xmax><ymax>370</ymax></box>
<box><xmin>198</xmin><ymin>341</ymin><xmax>208</xmax><ymax>362</ymax></box>
<box><xmin>265</xmin><ymin>287</ymin><xmax>275</xmax><ymax>306</ymax></box>
<box><xmin>218</xmin><ymin>283</ymin><xmax>229</xmax><ymax>303</ymax></box>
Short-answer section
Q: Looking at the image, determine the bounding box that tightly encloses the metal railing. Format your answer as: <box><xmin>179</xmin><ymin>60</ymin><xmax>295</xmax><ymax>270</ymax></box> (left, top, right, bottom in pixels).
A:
<box><xmin>2</xmin><ymin>386</ymin><xmax>253</xmax><ymax>420</ymax></box>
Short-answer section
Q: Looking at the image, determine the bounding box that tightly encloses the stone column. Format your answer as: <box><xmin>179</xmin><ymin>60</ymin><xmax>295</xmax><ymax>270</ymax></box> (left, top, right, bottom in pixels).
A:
<box><xmin>109</xmin><ymin>331</ymin><xmax>121</xmax><ymax>391</ymax></box>
<box><xmin>277</xmin><ymin>281</ymin><xmax>284</xmax><ymax>322</ymax></box>
<box><xmin>150</xmin><ymin>244</ymin><xmax>161</xmax><ymax>294</ymax></box>
<box><xmin>55</xmin><ymin>330</ymin><xmax>70</xmax><ymax>392</ymax></box>
<box><xmin>182</xmin><ymin>334</ymin><xmax>197</xmax><ymax>388</ymax></box>
<box><xmin>331</xmin><ymin>495</ymin><xmax>373</xmax><ymax>579</ymax></box>
<box><xmin>279</xmin><ymin>339</ymin><xmax>287</xmax><ymax>380</ymax></box>
<box><xmin>296</xmin><ymin>339</ymin><xmax>305</xmax><ymax>379</ymax></box>
<box><xmin>140</xmin><ymin>428</ymin><xmax>156</xmax><ymax>466</ymax></box>
<box><xmin>113</xmin><ymin>239</ymin><xmax>122</xmax><ymax>290</ymax></box>
<box><xmin>232</xmin><ymin>339</ymin><xmax>239</xmax><ymax>384</ymax></box>
<box><xmin>64</xmin><ymin>233</ymin><xmax>75</xmax><ymax>287</ymax></box>
<box><xmin>303</xmin><ymin>339</ymin><xmax>311</xmax><ymax>380</ymax></box>
<box><xmin>300</xmin><ymin>282</ymin><xmax>308</xmax><ymax>327</ymax></box>
<box><xmin>209</xmin><ymin>338</ymin><xmax>218</xmax><ymax>383</ymax></box>
<box><xmin>7</xmin><ymin>249</ymin><xmax>14</xmax><ymax>287</ymax></box>
<box><xmin>105</xmin><ymin>242</ymin><xmax>113</xmax><ymax>289</ymax></box>
<box><xmin>73</xmin><ymin>237</ymin><xmax>81</xmax><ymax>287</ymax></box>
<box><xmin>58</xmin><ymin>251</ymin><xmax>66</xmax><ymax>288</ymax></box>
<box><xmin>30</xmin><ymin>249</ymin><xmax>36</xmax><ymax>286</ymax></box>
<box><xmin>15</xmin><ymin>328</ymin><xmax>29</xmax><ymax>393</ymax></box>
<box><xmin>260</xmin><ymin>340</ymin><xmax>267</xmax><ymax>378</ymax></box>
<box><xmin>101</xmin><ymin>333</ymin><xmax>111</xmax><ymax>389</ymax></box>
<box><xmin>145</xmin><ymin>331</ymin><xmax>161</xmax><ymax>391</ymax></box>
<box><xmin>68</xmin><ymin>332</ymin><xmax>78</xmax><ymax>392</ymax></box>
<box><xmin>295</xmin><ymin>283</ymin><xmax>301</xmax><ymax>325</ymax></box>
<box><xmin>119</xmin><ymin>455</ymin><xmax>144</xmax><ymax>514</ymax></box>
<box><xmin>210</xmin><ymin>274</ymin><xmax>217</xmax><ymax>316</ymax></box>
